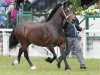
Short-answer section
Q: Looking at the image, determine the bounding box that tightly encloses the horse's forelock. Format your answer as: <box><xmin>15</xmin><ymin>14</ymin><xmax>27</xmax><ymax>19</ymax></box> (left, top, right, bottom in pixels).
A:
<box><xmin>63</xmin><ymin>1</ymin><xmax>73</xmax><ymax>7</ymax></box>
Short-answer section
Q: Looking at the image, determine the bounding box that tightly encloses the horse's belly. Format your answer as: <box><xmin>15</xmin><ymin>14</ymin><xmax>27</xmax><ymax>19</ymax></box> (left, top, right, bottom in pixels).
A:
<box><xmin>29</xmin><ymin>35</ymin><xmax>51</xmax><ymax>47</ymax></box>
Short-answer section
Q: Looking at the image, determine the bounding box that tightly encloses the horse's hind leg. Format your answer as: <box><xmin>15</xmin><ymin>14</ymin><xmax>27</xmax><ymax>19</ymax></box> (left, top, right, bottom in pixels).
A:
<box><xmin>12</xmin><ymin>47</ymin><xmax>23</xmax><ymax>65</ymax></box>
<box><xmin>45</xmin><ymin>45</ymin><xmax>57</xmax><ymax>63</ymax></box>
<box><xmin>58</xmin><ymin>51</ymin><xmax>71</xmax><ymax>70</ymax></box>
<box><xmin>63</xmin><ymin>58</ymin><xmax>71</xmax><ymax>70</ymax></box>
<box><xmin>17</xmin><ymin>47</ymin><xmax>23</xmax><ymax>63</ymax></box>
<box><xmin>19</xmin><ymin>38</ymin><xmax>36</xmax><ymax>70</ymax></box>
<box><xmin>24</xmin><ymin>50</ymin><xmax>32</xmax><ymax>66</ymax></box>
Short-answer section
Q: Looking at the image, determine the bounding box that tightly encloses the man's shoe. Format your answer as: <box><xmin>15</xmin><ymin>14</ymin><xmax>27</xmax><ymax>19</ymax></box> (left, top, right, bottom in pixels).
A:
<box><xmin>80</xmin><ymin>64</ymin><xmax>87</xmax><ymax>69</ymax></box>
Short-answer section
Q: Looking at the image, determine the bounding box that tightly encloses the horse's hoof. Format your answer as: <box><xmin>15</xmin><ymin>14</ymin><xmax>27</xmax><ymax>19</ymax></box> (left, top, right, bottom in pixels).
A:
<box><xmin>12</xmin><ymin>59</ymin><xmax>19</xmax><ymax>65</ymax></box>
<box><xmin>45</xmin><ymin>57</ymin><xmax>52</xmax><ymax>63</ymax></box>
<box><xmin>80</xmin><ymin>66</ymin><xmax>87</xmax><ymax>69</ymax></box>
<box><xmin>56</xmin><ymin>62</ymin><xmax>61</xmax><ymax>68</ymax></box>
<box><xmin>65</xmin><ymin>69</ymin><xmax>71</xmax><ymax>73</ymax></box>
<box><xmin>65</xmin><ymin>68</ymin><xmax>71</xmax><ymax>70</ymax></box>
<box><xmin>56</xmin><ymin>59</ymin><xmax>61</xmax><ymax>68</ymax></box>
<box><xmin>30</xmin><ymin>66</ymin><xmax>37</xmax><ymax>70</ymax></box>
<box><xmin>80</xmin><ymin>64</ymin><xmax>87</xmax><ymax>69</ymax></box>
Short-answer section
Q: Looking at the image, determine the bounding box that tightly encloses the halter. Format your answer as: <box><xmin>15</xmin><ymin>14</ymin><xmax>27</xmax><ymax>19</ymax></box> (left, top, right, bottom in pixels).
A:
<box><xmin>61</xmin><ymin>5</ymin><xmax>73</xmax><ymax>25</ymax></box>
<box><xmin>62</xmin><ymin>5</ymin><xmax>69</xmax><ymax>20</ymax></box>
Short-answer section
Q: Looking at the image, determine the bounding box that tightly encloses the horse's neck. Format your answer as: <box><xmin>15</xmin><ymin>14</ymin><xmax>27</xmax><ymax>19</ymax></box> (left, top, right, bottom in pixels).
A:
<box><xmin>49</xmin><ymin>10</ymin><xmax>64</xmax><ymax>31</ymax></box>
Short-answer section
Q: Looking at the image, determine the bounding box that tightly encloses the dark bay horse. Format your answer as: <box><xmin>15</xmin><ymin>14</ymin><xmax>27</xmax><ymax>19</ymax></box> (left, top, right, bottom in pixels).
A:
<box><xmin>9</xmin><ymin>1</ymin><xmax>73</xmax><ymax>70</ymax></box>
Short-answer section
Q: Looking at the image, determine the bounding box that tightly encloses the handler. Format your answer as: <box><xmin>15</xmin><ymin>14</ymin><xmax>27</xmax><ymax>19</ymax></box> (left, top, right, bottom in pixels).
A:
<box><xmin>57</xmin><ymin>12</ymin><xmax>87</xmax><ymax>69</ymax></box>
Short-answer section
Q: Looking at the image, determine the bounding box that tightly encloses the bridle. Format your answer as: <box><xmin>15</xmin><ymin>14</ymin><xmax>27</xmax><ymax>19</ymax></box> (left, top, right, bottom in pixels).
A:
<box><xmin>62</xmin><ymin>5</ymin><xmax>69</xmax><ymax>20</ymax></box>
<box><xmin>61</xmin><ymin>5</ymin><xmax>74</xmax><ymax>25</ymax></box>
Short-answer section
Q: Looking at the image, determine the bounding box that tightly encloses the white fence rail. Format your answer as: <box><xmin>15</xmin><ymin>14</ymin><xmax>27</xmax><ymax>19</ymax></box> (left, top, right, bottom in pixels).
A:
<box><xmin>82</xmin><ymin>30</ymin><xmax>100</xmax><ymax>59</ymax></box>
<box><xmin>0</xmin><ymin>29</ymin><xmax>12</xmax><ymax>55</ymax></box>
<box><xmin>0</xmin><ymin>29</ymin><xmax>61</xmax><ymax>57</ymax></box>
<box><xmin>0</xmin><ymin>29</ymin><xmax>100</xmax><ymax>59</ymax></box>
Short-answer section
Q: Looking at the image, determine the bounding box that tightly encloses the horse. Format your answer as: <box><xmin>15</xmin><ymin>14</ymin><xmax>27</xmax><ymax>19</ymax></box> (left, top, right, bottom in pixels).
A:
<box><xmin>9</xmin><ymin>1</ymin><xmax>73</xmax><ymax>70</ymax></box>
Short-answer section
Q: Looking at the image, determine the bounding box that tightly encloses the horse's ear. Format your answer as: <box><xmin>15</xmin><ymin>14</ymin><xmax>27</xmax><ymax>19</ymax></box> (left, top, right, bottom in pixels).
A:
<box><xmin>62</xmin><ymin>0</ymin><xmax>73</xmax><ymax>11</ymax></box>
<box><xmin>63</xmin><ymin>0</ymin><xmax>73</xmax><ymax>7</ymax></box>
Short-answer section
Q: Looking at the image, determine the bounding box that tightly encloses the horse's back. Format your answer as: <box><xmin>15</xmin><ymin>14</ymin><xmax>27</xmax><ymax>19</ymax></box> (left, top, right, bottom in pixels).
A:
<box><xmin>14</xmin><ymin>21</ymin><xmax>44</xmax><ymax>33</ymax></box>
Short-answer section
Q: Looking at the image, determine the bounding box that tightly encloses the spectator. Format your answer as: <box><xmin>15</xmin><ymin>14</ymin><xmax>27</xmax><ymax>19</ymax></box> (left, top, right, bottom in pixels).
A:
<box><xmin>26</xmin><ymin>0</ymin><xmax>45</xmax><ymax>12</ymax></box>
<box><xmin>3</xmin><ymin>0</ymin><xmax>11</xmax><ymax>6</ymax></box>
<box><xmin>10</xmin><ymin>0</ymin><xmax>16</xmax><ymax>5</ymax></box>
<box><xmin>7</xmin><ymin>4</ymin><xmax>18</xmax><ymax>28</ymax></box>
<box><xmin>22</xmin><ymin>0</ymin><xmax>31</xmax><ymax>11</ymax></box>
<box><xmin>0</xmin><ymin>16</ymin><xmax>7</xmax><ymax>28</ymax></box>
<box><xmin>0</xmin><ymin>3</ymin><xmax>7</xmax><ymax>28</ymax></box>
<box><xmin>38</xmin><ymin>0</ymin><xmax>45</xmax><ymax>7</ymax></box>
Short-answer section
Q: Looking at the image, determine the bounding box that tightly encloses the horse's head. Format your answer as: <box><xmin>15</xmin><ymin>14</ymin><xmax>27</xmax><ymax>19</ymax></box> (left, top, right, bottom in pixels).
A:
<box><xmin>46</xmin><ymin>1</ymin><xmax>73</xmax><ymax>22</ymax></box>
<box><xmin>60</xmin><ymin>1</ymin><xmax>75</xmax><ymax>21</ymax></box>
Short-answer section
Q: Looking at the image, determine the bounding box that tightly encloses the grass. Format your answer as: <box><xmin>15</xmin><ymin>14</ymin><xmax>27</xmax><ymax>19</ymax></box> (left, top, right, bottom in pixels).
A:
<box><xmin>0</xmin><ymin>55</ymin><xmax>100</xmax><ymax>75</ymax></box>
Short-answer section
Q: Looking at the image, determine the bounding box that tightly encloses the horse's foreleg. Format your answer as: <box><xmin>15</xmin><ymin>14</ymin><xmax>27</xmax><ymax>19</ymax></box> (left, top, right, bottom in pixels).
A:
<box><xmin>12</xmin><ymin>47</ymin><xmax>23</xmax><ymax>65</ymax></box>
<box><xmin>45</xmin><ymin>45</ymin><xmax>57</xmax><ymax>63</ymax></box>
<box><xmin>58</xmin><ymin>44</ymin><xmax>71</xmax><ymax>70</ymax></box>
<box><xmin>20</xmin><ymin>39</ymin><xmax>36</xmax><ymax>70</ymax></box>
<box><xmin>61</xmin><ymin>51</ymin><xmax>71</xmax><ymax>70</ymax></box>
<box><xmin>63</xmin><ymin>58</ymin><xmax>71</xmax><ymax>70</ymax></box>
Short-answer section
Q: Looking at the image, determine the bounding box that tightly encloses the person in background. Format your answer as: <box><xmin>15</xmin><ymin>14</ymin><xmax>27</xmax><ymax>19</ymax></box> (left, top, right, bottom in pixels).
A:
<box><xmin>9</xmin><ymin>5</ymin><xmax>18</xmax><ymax>21</ymax></box>
<box><xmin>10</xmin><ymin>0</ymin><xmax>16</xmax><ymax>5</ymax></box>
<box><xmin>7</xmin><ymin>4</ymin><xmax>18</xmax><ymax>28</ymax></box>
<box><xmin>56</xmin><ymin>11</ymin><xmax>87</xmax><ymax>69</ymax></box>
<box><xmin>0</xmin><ymin>3</ymin><xmax>7</xmax><ymax>28</ymax></box>
<box><xmin>22</xmin><ymin>0</ymin><xmax>31</xmax><ymax>11</ymax></box>
<box><xmin>3</xmin><ymin>0</ymin><xmax>11</xmax><ymax>6</ymax></box>
<box><xmin>24</xmin><ymin>0</ymin><xmax>45</xmax><ymax>12</ymax></box>
<box><xmin>38</xmin><ymin>0</ymin><xmax>45</xmax><ymax>7</ymax></box>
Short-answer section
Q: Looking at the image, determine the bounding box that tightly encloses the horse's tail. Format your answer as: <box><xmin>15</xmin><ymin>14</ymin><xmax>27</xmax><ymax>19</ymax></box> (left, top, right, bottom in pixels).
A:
<box><xmin>9</xmin><ymin>30</ymin><xmax>19</xmax><ymax>49</ymax></box>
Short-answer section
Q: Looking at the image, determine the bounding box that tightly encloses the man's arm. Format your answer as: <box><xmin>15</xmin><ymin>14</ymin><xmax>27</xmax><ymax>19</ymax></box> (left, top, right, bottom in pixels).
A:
<box><xmin>75</xmin><ymin>17</ymin><xmax>82</xmax><ymax>31</ymax></box>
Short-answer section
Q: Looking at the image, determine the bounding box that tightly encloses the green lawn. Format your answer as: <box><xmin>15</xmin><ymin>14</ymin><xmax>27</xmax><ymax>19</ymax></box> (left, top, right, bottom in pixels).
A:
<box><xmin>0</xmin><ymin>55</ymin><xmax>100</xmax><ymax>75</ymax></box>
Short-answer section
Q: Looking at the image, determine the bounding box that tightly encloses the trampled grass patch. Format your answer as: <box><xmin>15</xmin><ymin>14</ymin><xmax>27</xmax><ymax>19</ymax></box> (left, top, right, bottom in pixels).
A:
<box><xmin>0</xmin><ymin>55</ymin><xmax>100</xmax><ymax>75</ymax></box>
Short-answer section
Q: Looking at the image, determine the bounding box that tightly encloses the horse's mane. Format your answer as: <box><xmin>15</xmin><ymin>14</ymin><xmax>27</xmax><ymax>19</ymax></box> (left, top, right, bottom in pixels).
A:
<box><xmin>46</xmin><ymin>3</ymin><xmax>62</xmax><ymax>22</ymax></box>
<box><xmin>46</xmin><ymin>1</ymin><xmax>72</xmax><ymax>22</ymax></box>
